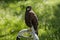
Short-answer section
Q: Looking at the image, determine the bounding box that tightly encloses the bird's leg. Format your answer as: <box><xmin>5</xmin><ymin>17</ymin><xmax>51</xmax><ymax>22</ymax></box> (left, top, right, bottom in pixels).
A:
<box><xmin>31</xmin><ymin>27</ymin><xmax>39</xmax><ymax>40</ymax></box>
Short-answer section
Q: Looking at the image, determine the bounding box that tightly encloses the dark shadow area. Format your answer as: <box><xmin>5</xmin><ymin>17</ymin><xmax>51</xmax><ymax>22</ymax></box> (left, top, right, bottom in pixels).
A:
<box><xmin>54</xmin><ymin>4</ymin><xmax>60</xmax><ymax>18</ymax></box>
<box><xmin>0</xmin><ymin>0</ymin><xmax>27</xmax><ymax>3</ymax></box>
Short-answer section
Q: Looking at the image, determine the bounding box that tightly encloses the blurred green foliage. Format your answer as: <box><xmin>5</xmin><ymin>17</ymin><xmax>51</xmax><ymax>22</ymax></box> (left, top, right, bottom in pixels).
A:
<box><xmin>0</xmin><ymin>0</ymin><xmax>60</xmax><ymax>40</ymax></box>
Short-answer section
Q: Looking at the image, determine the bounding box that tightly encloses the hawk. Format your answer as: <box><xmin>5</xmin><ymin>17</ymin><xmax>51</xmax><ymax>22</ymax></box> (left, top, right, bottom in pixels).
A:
<box><xmin>25</xmin><ymin>6</ymin><xmax>38</xmax><ymax>35</ymax></box>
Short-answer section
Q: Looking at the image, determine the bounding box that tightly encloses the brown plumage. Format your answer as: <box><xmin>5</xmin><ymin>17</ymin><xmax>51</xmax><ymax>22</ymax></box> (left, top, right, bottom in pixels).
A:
<box><xmin>25</xmin><ymin>6</ymin><xmax>38</xmax><ymax>35</ymax></box>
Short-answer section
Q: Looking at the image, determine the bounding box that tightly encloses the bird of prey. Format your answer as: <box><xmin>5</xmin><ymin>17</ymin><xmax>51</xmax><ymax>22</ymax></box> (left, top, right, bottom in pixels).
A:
<box><xmin>25</xmin><ymin>6</ymin><xmax>38</xmax><ymax>35</ymax></box>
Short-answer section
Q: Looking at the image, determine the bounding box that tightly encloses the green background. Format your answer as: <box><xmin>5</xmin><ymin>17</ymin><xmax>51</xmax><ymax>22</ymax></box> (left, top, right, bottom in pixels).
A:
<box><xmin>0</xmin><ymin>0</ymin><xmax>60</xmax><ymax>40</ymax></box>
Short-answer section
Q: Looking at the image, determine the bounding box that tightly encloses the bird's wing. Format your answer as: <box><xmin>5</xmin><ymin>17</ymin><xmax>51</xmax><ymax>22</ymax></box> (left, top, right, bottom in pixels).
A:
<box><xmin>29</xmin><ymin>10</ymin><xmax>38</xmax><ymax>35</ymax></box>
<box><xmin>29</xmin><ymin>10</ymin><xmax>38</xmax><ymax>25</ymax></box>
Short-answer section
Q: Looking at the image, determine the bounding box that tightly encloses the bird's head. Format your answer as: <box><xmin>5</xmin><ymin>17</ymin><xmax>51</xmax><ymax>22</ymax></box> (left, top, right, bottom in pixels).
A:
<box><xmin>26</xmin><ymin>6</ymin><xmax>32</xmax><ymax>11</ymax></box>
